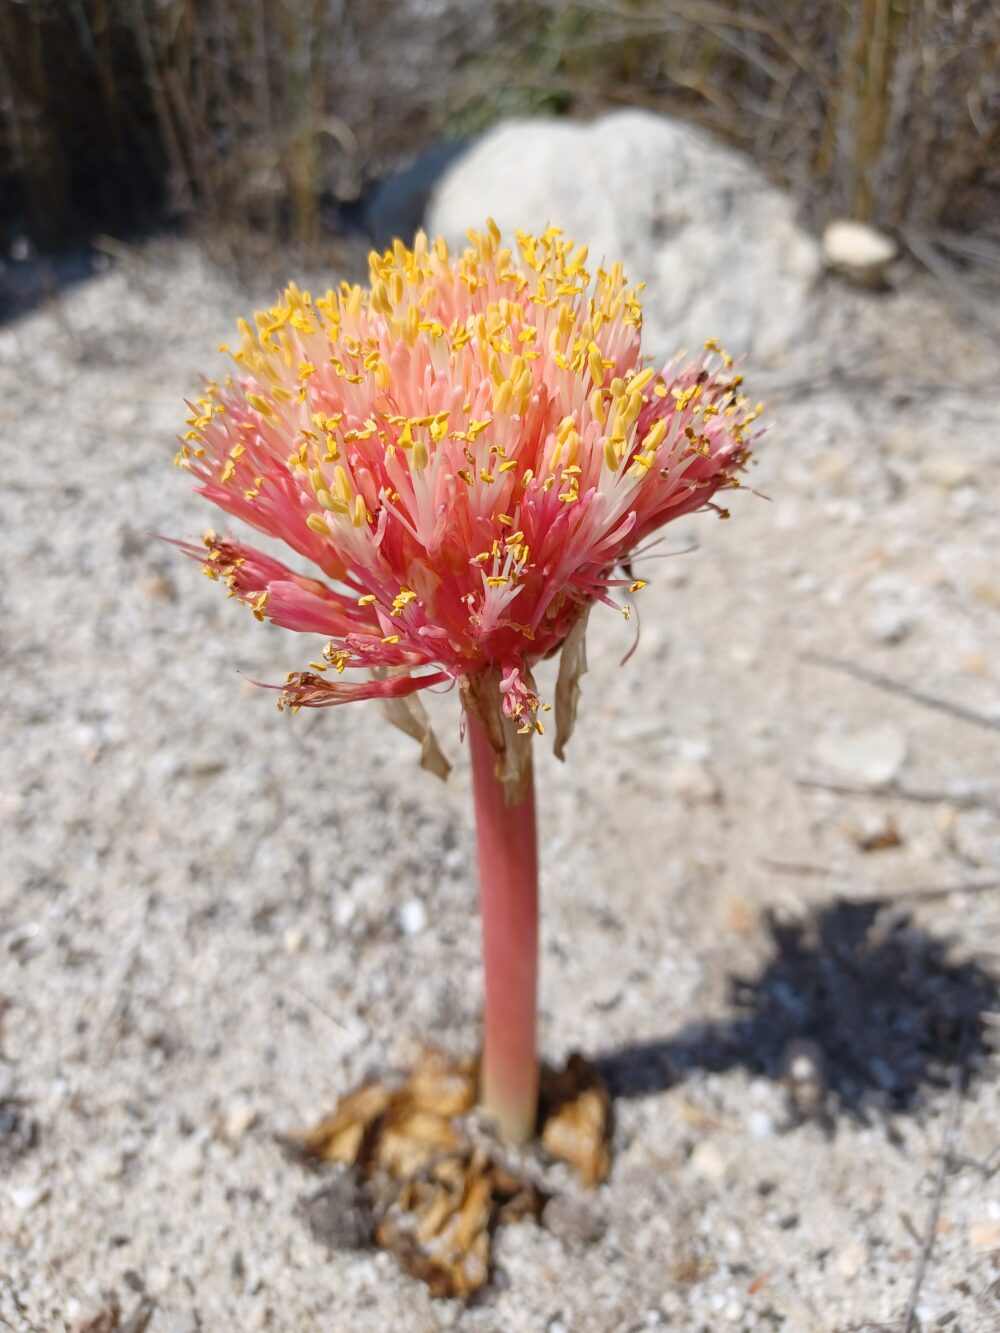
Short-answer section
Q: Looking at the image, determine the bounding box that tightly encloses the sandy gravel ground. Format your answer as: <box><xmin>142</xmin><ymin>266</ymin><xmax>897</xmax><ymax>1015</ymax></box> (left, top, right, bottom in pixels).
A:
<box><xmin>1</xmin><ymin>234</ymin><xmax>999</xmax><ymax>1333</ymax></box>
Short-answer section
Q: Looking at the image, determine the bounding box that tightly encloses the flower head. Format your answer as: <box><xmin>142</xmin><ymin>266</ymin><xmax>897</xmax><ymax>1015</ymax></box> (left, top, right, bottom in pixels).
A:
<box><xmin>177</xmin><ymin>223</ymin><xmax>758</xmax><ymax>781</ymax></box>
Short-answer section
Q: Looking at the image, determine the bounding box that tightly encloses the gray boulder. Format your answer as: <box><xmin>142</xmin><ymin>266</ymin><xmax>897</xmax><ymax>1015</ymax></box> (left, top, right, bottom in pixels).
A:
<box><xmin>426</xmin><ymin>110</ymin><xmax>820</xmax><ymax>365</ymax></box>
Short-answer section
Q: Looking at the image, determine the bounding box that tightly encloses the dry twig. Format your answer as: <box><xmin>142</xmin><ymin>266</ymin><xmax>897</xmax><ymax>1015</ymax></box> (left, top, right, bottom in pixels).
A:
<box><xmin>803</xmin><ymin>652</ymin><xmax>1000</xmax><ymax>735</ymax></box>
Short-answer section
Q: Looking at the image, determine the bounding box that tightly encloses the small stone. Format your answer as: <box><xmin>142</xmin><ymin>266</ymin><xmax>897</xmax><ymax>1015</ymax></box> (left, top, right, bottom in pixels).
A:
<box><xmin>222</xmin><ymin>1100</ymin><xmax>257</xmax><ymax>1141</ymax></box>
<box><xmin>835</xmin><ymin>1238</ymin><xmax>868</xmax><ymax>1279</ymax></box>
<box><xmin>282</xmin><ymin>925</ymin><xmax>305</xmax><ymax>954</ymax></box>
<box><xmin>666</xmin><ymin>760</ymin><xmax>720</xmax><ymax>804</ymax></box>
<box><xmin>724</xmin><ymin>895</ymin><xmax>758</xmax><ymax>936</ymax></box>
<box><xmin>170</xmin><ymin>1137</ymin><xmax>204</xmax><ymax>1177</ymax></box>
<box><xmin>969</xmin><ymin>1220</ymin><xmax>1000</xmax><ymax>1250</ymax></box>
<box><xmin>332</xmin><ymin>896</ymin><xmax>356</xmax><ymax>928</ymax></box>
<box><xmin>813</xmin><ymin>724</ymin><xmax>907</xmax><ymax>788</ymax></box>
<box><xmin>747</xmin><ymin>1110</ymin><xmax>774</xmax><ymax>1140</ymax></box>
<box><xmin>922</xmin><ymin>456</ymin><xmax>973</xmax><ymax>490</ymax></box>
<box><xmin>864</xmin><ymin>607</ymin><xmax>910</xmax><ymax>645</ymax></box>
<box><xmin>542</xmin><ymin>1194</ymin><xmax>606</xmax><ymax>1246</ymax></box>
<box><xmin>140</xmin><ymin>572</ymin><xmax>177</xmax><ymax>602</ymax></box>
<box><xmin>690</xmin><ymin>1139</ymin><xmax>727</xmax><ymax>1182</ymax></box>
<box><xmin>7</xmin><ymin>1183</ymin><xmax>47</xmax><ymax>1210</ymax></box>
<box><xmin>398</xmin><ymin>898</ymin><xmax>427</xmax><ymax>936</ymax></box>
<box><xmin>822</xmin><ymin>219</ymin><xmax>897</xmax><ymax>286</ymax></box>
<box><xmin>161</xmin><ymin>1316</ymin><xmax>199</xmax><ymax>1333</ymax></box>
<box><xmin>89</xmin><ymin>1145</ymin><xmax>124</xmax><ymax>1181</ymax></box>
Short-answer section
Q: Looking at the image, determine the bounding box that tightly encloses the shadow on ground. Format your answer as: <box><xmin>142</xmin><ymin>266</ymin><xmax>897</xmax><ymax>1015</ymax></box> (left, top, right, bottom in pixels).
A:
<box><xmin>598</xmin><ymin>897</ymin><xmax>998</xmax><ymax>1127</ymax></box>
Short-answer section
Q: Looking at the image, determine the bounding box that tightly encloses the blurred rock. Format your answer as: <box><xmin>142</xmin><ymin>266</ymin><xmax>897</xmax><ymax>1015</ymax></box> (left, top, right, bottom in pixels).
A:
<box><xmin>835</xmin><ymin>1238</ymin><xmax>868</xmax><ymax>1279</ymax></box>
<box><xmin>542</xmin><ymin>1194</ymin><xmax>606</xmax><ymax>1246</ymax></box>
<box><xmin>813</xmin><ymin>724</ymin><xmax>907</xmax><ymax>787</ymax></box>
<box><xmin>690</xmin><ymin>1139</ymin><xmax>727</xmax><ymax>1183</ymax></box>
<box><xmin>427</xmin><ymin>111</ymin><xmax>821</xmax><ymax>363</ymax></box>
<box><xmin>969</xmin><ymin>1220</ymin><xmax>1000</xmax><ymax>1250</ymax></box>
<box><xmin>864</xmin><ymin>606</ymin><xmax>910</xmax><ymax>645</ymax></box>
<box><xmin>921</xmin><ymin>456</ymin><xmax>973</xmax><ymax>490</ymax></box>
<box><xmin>666</xmin><ymin>760</ymin><xmax>720</xmax><ymax>804</ymax></box>
<box><xmin>822</xmin><ymin>220</ymin><xmax>897</xmax><ymax>286</ymax></box>
<box><xmin>398</xmin><ymin>898</ymin><xmax>427</xmax><ymax>936</ymax></box>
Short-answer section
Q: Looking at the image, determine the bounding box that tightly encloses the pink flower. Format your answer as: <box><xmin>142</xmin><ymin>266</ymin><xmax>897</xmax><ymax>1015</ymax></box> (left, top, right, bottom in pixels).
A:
<box><xmin>176</xmin><ymin>223</ymin><xmax>758</xmax><ymax>777</ymax></box>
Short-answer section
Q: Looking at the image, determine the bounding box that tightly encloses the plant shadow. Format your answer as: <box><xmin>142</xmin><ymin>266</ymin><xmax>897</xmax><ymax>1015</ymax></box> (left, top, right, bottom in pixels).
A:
<box><xmin>597</xmin><ymin>897</ymin><xmax>998</xmax><ymax>1127</ymax></box>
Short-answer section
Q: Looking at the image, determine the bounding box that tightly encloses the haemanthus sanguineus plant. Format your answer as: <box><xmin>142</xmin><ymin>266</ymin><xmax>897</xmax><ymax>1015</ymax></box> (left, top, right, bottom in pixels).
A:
<box><xmin>174</xmin><ymin>222</ymin><xmax>758</xmax><ymax>1144</ymax></box>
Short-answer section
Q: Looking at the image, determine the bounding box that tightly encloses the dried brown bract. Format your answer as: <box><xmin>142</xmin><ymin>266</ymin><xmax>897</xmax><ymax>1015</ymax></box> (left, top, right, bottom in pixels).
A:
<box><xmin>539</xmin><ymin>1053</ymin><xmax>613</xmax><ymax>1187</ymax></box>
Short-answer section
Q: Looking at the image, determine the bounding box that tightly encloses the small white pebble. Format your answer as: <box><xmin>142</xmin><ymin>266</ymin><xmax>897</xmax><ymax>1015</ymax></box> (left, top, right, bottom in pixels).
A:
<box><xmin>399</xmin><ymin>898</ymin><xmax>427</xmax><ymax>936</ymax></box>
<box><xmin>690</xmin><ymin>1140</ymin><xmax>727</xmax><ymax>1182</ymax></box>
<box><xmin>7</xmin><ymin>1184</ymin><xmax>47</xmax><ymax>1211</ymax></box>
<box><xmin>835</xmin><ymin>1238</ymin><xmax>868</xmax><ymax>1279</ymax></box>
<box><xmin>223</xmin><ymin>1100</ymin><xmax>258</xmax><ymax>1141</ymax></box>
<box><xmin>282</xmin><ymin>925</ymin><xmax>305</xmax><ymax>954</ymax></box>
<box><xmin>747</xmin><ymin>1110</ymin><xmax>774</xmax><ymax>1140</ymax></box>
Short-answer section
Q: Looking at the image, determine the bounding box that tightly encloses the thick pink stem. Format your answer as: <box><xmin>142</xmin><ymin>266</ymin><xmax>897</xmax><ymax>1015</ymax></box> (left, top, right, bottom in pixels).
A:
<box><xmin>468</xmin><ymin>715</ymin><xmax>539</xmax><ymax>1143</ymax></box>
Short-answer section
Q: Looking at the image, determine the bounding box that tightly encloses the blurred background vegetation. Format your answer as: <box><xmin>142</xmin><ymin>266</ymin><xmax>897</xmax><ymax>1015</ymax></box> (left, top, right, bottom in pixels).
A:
<box><xmin>1</xmin><ymin>0</ymin><xmax>998</xmax><ymax>279</ymax></box>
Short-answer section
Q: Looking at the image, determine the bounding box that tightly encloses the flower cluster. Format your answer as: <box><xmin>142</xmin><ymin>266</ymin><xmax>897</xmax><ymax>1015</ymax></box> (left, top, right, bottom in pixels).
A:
<box><xmin>177</xmin><ymin>223</ymin><xmax>758</xmax><ymax>761</ymax></box>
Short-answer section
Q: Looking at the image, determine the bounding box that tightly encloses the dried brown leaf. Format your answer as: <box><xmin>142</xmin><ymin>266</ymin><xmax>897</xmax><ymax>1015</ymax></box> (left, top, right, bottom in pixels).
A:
<box><xmin>380</xmin><ymin>683</ymin><xmax>452</xmax><ymax>781</ymax></box>
<box><xmin>539</xmin><ymin>1053</ymin><xmax>612</xmax><ymax>1188</ymax></box>
<box><xmin>295</xmin><ymin>1050</ymin><xmax>548</xmax><ymax>1298</ymax></box>
<box><xmin>294</xmin><ymin>1082</ymin><xmax>392</xmax><ymax>1165</ymax></box>
<box><xmin>376</xmin><ymin>1103</ymin><xmax>462</xmax><ymax>1177</ymax></box>
<box><xmin>408</xmin><ymin>1047</ymin><xmax>477</xmax><ymax>1116</ymax></box>
<box><xmin>553</xmin><ymin>608</ymin><xmax>589</xmax><ymax>761</ymax></box>
<box><xmin>854</xmin><ymin>816</ymin><xmax>903</xmax><ymax>852</ymax></box>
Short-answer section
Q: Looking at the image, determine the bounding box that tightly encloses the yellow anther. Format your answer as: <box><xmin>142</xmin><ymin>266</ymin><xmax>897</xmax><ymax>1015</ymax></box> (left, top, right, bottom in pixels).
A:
<box><xmin>629</xmin><ymin>366</ymin><xmax>655</xmax><ymax>395</ymax></box>
<box><xmin>641</xmin><ymin>418</ymin><xmax>669</xmax><ymax>453</ymax></box>
<box><xmin>246</xmin><ymin>392</ymin><xmax>274</xmax><ymax>417</ymax></box>
<box><xmin>629</xmin><ymin>579</ymin><xmax>647</xmax><ymax>593</ymax></box>
<box><xmin>412</xmin><ymin>440</ymin><xmax>430</xmax><ymax>470</ymax></box>
<box><xmin>358</xmin><ymin>594</ymin><xmax>376</xmax><ymax>606</ymax></box>
<box><xmin>381</xmin><ymin>634</ymin><xmax>401</xmax><ymax>645</ymax></box>
<box><xmin>351</xmin><ymin>495</ymin><xmax>367</xmax><ymax>527</ymax></box>
<box><xmin>306</xmin><ymin>514</ymin><xmax>331</xmax><ymax>536</ymax></box>
<box><xmin>334</xmin><ymin>465</ymin><xmax>352</xmax><ymax>503</ymax></box>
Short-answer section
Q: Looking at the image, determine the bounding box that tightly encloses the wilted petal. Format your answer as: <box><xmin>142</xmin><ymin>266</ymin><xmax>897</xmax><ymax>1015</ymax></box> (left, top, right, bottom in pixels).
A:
<box><xmin>375</xmin><ymin>668</ymin><xmax>452</xmax><ymax>781</ymax></box>
<box><xmin>553</xmin><ymin>607</ymin><xmax>589</xmax><ymax>761</ymax></box>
